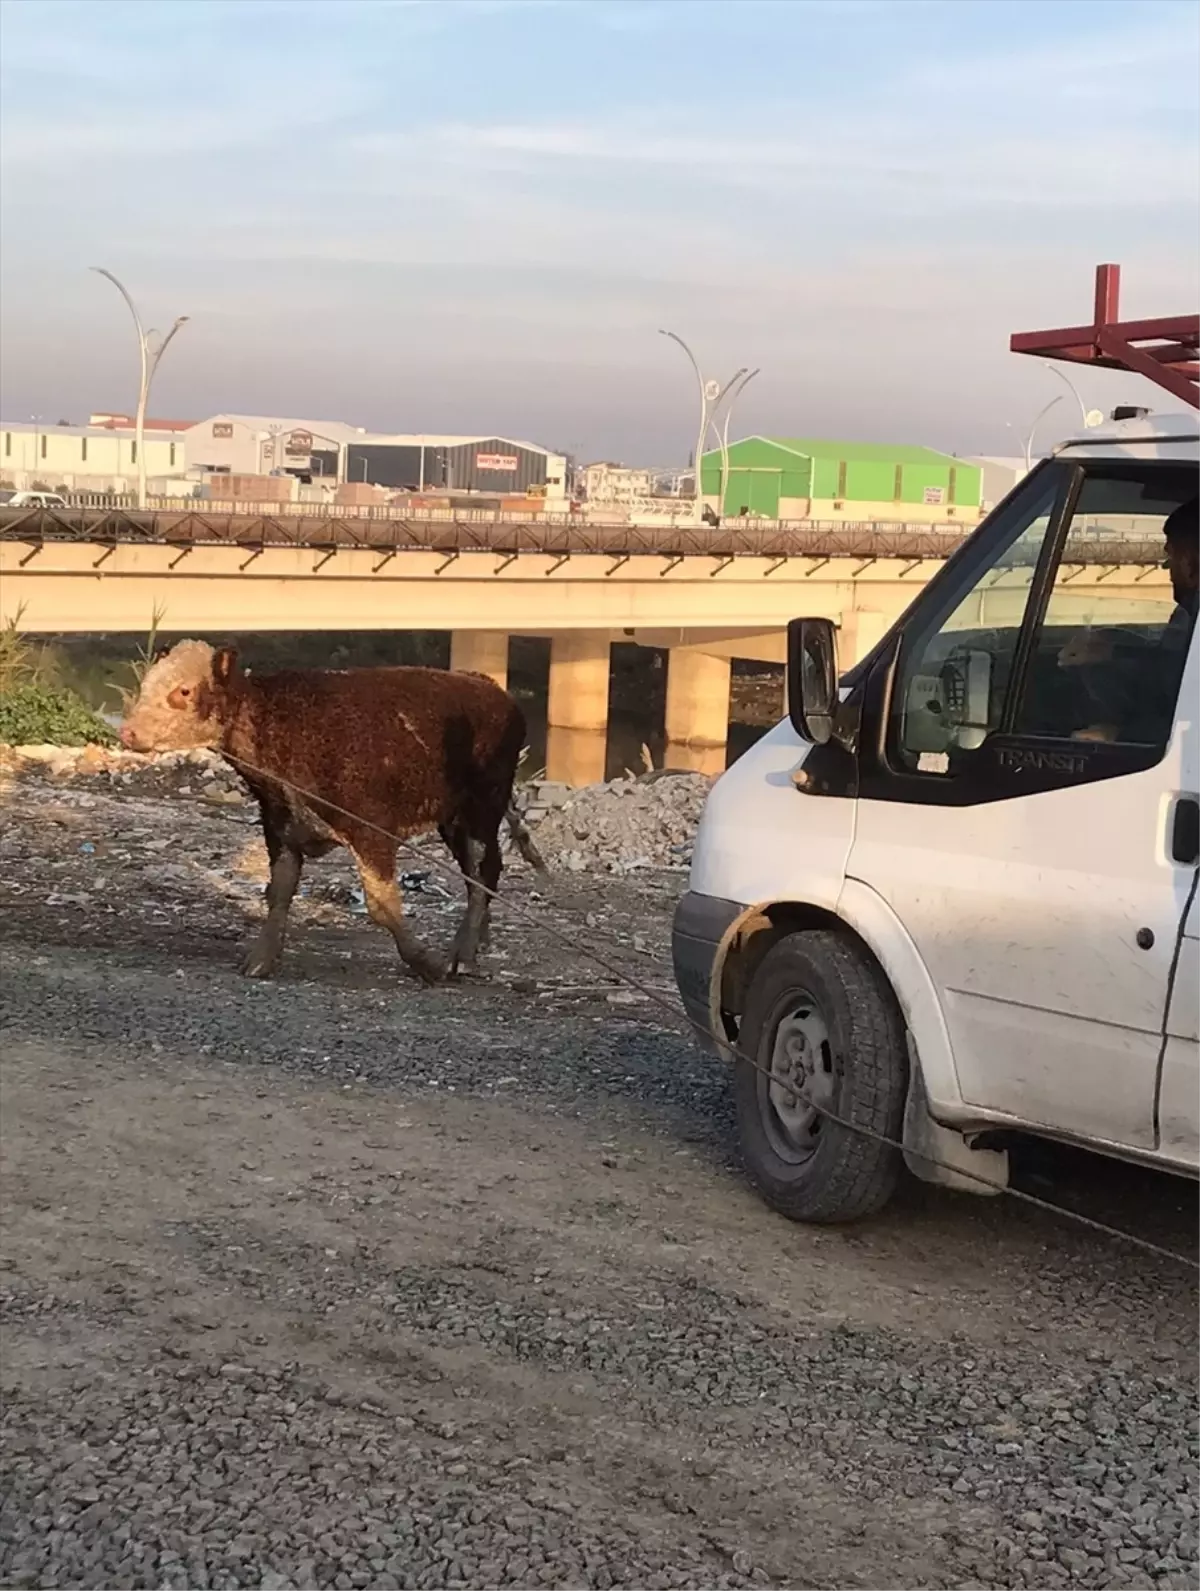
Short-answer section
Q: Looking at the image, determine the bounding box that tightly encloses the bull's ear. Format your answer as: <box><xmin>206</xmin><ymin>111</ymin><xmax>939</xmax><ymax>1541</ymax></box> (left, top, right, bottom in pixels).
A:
<box><xmin>212</xmin><ymin>646</ymin><xmax>239</xmax><ymax>686</ymax></box>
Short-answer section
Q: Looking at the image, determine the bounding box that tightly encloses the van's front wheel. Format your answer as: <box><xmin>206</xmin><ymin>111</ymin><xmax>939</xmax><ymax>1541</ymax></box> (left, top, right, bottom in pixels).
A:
<box><xmin>734</xmin><ymin>930</ymin><xmax>907</xmax><ymax>1223</ymax></box>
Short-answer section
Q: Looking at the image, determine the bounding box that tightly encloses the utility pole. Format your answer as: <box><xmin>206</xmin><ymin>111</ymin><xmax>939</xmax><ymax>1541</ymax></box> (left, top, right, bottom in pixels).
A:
<box><xmin>658</xmin><ymin>330</ymin><xmax>755</xmax><ymax>518</ymax></box>
<box><xmin>90</xmin><ymin>268</ymin><xmax>189</xmax><ymax>509</ymax></box>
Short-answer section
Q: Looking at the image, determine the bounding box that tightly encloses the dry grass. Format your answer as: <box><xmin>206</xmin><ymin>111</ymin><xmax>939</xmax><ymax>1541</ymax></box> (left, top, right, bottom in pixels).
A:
<box><xmin>108</xmin><ymin>603</ymin><xmax>167</xmax><ymax>715</ymax></box>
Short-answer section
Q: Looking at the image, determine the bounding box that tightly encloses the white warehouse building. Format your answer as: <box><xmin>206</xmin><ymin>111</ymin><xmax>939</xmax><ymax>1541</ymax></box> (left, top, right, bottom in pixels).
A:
<box><xmin>184</xmin><ymin>414</ymin><xmax>367</xmax><ymax>479</ymax></box>
<box><xmin>0</xmin><ymin>421</ymin><xmax>186</xmax><ymax>493</ymax></box>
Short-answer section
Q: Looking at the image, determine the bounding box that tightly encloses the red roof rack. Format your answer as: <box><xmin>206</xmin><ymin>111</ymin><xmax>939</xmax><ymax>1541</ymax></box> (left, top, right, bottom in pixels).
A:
<box><xmin>1010</xmin><ymin>263</ymin><xmax>1199</xmax><ymax>410</ymax></box>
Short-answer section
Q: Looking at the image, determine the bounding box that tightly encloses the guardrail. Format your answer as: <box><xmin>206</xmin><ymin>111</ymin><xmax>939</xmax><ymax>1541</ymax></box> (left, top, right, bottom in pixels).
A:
<box><xmin>0</xmin><ymin>505</ymin><xmax>1165</xmax><ymax>566</ymax></box>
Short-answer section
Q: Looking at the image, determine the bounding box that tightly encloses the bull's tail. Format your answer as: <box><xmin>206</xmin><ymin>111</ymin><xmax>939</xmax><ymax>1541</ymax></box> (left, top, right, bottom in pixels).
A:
<box><xmin>505</xmin><ymin>802</ymin><xmax>547</xmax><ymax>872</ymax></box>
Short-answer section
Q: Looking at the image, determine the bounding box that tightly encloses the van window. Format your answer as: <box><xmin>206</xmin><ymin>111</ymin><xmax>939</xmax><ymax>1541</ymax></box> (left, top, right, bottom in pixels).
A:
<box><xmin>893</xmin><ymin>472</ymin><xmax>1061</xmax><ymax>766</ymax></box>
<box><xmin>891</xmin><ymin>464</ymin><xmax>1194</xmax><ymax>772</ymax></box>
<box><xmin>1016</xmin><ymin>471</ymin><xmax>1191</xmax><ymax>747</ymax></box>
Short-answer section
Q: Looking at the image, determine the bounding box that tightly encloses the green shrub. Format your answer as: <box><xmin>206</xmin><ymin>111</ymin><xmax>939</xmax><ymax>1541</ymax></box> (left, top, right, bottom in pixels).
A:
<box><xmin>0</xmin><ymin>682</ymin><xmax>116</xmax><ymax>747</ymax></box>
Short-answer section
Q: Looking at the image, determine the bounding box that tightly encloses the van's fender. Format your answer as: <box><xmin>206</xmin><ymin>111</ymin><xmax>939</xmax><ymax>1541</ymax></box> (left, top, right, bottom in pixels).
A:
<box><xmin>707</xmin><ymin>883</ymin><xmax>1009</xmax><ymax>1192</ymax></box>
<box><xmin>833</xmin><ymin>875</ymin><xmax>963</xmax><ymax>1112</ymax></box>
<box><xmin>708</xmin><ymin>881</ymin><xmax>964</xmax><ymax>1109</ymax></box>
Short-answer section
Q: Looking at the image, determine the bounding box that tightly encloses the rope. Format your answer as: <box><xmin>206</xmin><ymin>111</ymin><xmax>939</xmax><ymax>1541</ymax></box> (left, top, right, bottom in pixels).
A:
<box><xmin>222</xmin><ymin>751</ymin><xmax>1200</xmax><ymax>1273</ymax></box>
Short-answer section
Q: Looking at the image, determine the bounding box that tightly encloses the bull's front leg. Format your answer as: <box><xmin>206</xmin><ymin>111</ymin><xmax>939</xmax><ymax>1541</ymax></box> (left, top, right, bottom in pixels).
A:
<box><xmin>241</xmin><ymin>818</ymin><xmax>304</xmax><ymax>979</ymax></box>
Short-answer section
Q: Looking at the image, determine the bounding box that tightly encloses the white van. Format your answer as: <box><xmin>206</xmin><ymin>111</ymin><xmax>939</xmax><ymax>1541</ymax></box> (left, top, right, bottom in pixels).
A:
<box><xmin>672</xmin><ymin>409</ymin><xmax>1199</xmax><ymax>1222</ymax></box>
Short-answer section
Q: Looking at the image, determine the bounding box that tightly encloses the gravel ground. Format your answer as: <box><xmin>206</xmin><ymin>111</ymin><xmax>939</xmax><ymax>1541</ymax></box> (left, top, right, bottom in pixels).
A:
<box><xmin>1</xmin><ymin>764</ymin><xmax>1198</xmax><ymax>1591</ymax></box>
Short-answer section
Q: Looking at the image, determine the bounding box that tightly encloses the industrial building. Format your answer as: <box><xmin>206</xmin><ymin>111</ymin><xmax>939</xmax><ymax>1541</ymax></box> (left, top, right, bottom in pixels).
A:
<box><xmin>0</xmin><ymin>420</ymin><xmax>186</xmax><ymax>493</ymax></box>
<box><xmin>963</xmin><ymin>455</ymin><xmax>1029</xmax><ymax>509</ymax></box>
<box><xmin>88</xmin><ymin>411</ymin><xmax>194</xmax><ymax>433</ymax></box>
<box><xmin>184</xmin><ymin>414</ymin><xmax>568</xmax><ymax>503</ymax></box>
<box><xmin>700</xmin><ymin>437</ymin><xmax>983</xmax><ymax>522</ymax></box>
<box><xmin>579</xmin><ymin>462</ymin><xmax>657</xmax><ymax>504</ymax></box>
<box><xmin>342</xmin><ymin>434</ymin><xmax>568</xmax><ymax>501</ymax></box>
<box><xmin>184</xmin><ymin>414</ymin><xmax>366</xmax><ymax>480</ymax></box>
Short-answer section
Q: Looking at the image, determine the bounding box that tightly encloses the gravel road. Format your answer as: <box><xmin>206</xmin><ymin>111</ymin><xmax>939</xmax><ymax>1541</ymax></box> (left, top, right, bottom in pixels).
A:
<box><xmin>1</xmin><ymin>768</ymin><xmax>1197</xmax><ymax>1591</ymax></box>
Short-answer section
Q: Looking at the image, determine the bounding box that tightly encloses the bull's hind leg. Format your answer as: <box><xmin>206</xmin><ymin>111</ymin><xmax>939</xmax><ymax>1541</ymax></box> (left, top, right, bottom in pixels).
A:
<box><xmin>440</xmin><ymin>820</ymin><xmax>489</xmax><ymax>977</ymax></box>
<box><xmin>353</xmin><ymin>848</ymin><xmax>445</xmax><ymax>986</ymax></box>
<box><xmin>242</xmin><ymin>805</ymin><xmax>303</xmax><ymax>979</ymax></box>
<box><xmin>476</xmin><ymin>826</ymin><xmax>504</xmax><ymax>956</ymax></box>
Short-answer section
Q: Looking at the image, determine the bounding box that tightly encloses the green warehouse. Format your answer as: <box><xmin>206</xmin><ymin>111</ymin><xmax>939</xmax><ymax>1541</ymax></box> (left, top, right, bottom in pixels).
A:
<box><xmin>699</xmin><ymin>437</ymin><xmax>982</xmax><ymax>522</ymax></box>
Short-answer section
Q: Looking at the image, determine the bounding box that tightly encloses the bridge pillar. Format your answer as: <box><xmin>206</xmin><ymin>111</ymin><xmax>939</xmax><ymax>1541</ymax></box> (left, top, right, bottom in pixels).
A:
<box><xmin>450</xmin><ymin>630</ymin><xmax>509</xmax><ymax>689</ymax></box>
<box><xmin>664</xmin><ymin>649</ymin><xmax>730</xmax><ymax>776</ymax></box>
<box><xmin>837</xmin><ymin>609</ymin><xmax>890</xmax><ymax>668</ymax></box>
<box><xmin>546</xmin><ymin>632</ymin><xmax>611</xmax><ymax>786</ymax></box>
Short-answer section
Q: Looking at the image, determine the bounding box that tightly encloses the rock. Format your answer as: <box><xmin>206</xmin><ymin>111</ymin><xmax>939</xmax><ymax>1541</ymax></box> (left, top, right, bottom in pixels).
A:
<box><xmin>76</xmin><ymin>744</ymin><xmax>112</xmax><ymax>775</ymax></box>
<box><xmin>12</xmin><ymin>744</ymin><xmax>62</xmax><ymax>763</ymax></box>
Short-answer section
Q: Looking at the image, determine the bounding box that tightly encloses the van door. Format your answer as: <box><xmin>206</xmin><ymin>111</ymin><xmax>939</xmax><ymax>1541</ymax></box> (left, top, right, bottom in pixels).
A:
<box><xmin>1156</xmin><ymin>624</ymin><xmax>1199</xmax><ymax>1168</ymax></box>
<box><xmin>845</xmin><ymin>462</ymin><xmax>1197</xmax><ymax>1151</ymax></box>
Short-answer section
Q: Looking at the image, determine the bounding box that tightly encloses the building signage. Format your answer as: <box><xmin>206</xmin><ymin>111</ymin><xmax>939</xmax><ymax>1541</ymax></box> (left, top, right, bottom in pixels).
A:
<box><xmin>285</xmin><ymin>430</ymin><xmax>313</xmax><ymax>456</ymax></box>
<box><xmin>923</xmin><ymin>485</ymin><xmax>945</xmax><ymax>504</ymax></box>
<box><xmin>476</xmin><ymin>452</ymin><xmax>519</xmax><ymax>472</ymax></box>
<box><xmin>212</xmin><ymin>422</ymin><xmax>233</xmax><ymax>439</ymax></box>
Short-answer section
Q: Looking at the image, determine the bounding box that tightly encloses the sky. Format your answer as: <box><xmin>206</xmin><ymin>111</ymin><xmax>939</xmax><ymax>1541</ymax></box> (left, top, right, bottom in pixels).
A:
<box><xmin>1</xmin><ymin>0</ymin><xmax>1197</xmax><ymax>465</ymax></box>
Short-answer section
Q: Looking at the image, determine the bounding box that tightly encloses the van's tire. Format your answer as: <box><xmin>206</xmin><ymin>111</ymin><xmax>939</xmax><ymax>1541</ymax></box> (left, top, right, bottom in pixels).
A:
<box><xmin>734</xmin><ymin>930</ymin><xmax>907</xmax><ymax>1223</ymax></box>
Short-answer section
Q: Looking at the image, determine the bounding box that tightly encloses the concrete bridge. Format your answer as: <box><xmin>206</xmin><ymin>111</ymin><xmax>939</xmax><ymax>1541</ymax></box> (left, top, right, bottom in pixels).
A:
<box><xmin>0</xmin><ymin>506</ymin><xmax>1168</xmax><ymax>783</ymax></box>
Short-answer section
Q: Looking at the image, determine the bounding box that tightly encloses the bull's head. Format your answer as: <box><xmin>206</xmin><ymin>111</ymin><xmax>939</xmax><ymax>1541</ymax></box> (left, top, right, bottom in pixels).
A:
<box><xmin>120</xmin><ymin>640</ymin><xmax>239</xmax><ymax>753</ymax></box>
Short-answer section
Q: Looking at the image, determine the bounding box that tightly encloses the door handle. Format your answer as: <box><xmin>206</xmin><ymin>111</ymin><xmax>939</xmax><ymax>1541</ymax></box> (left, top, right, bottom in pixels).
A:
<box><xmin>1171</xmin><ymin>794</ymin><xmax>1199</xmax><ymax>866</ymax></box>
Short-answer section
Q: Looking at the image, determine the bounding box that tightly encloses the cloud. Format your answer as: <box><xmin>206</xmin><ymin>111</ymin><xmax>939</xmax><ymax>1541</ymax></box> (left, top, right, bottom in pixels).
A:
<box><xmin>353</xmin><ymin>111</ymin><xmax>1192</xmax><ymax>214</ymax></box>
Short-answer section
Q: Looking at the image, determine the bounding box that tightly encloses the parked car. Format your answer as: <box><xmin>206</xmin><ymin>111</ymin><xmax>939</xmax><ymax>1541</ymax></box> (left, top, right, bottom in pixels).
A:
<box><xmin>0</xmin><ymin>489</ymin><xmax>69</xmax><ymax>508</ymax></box>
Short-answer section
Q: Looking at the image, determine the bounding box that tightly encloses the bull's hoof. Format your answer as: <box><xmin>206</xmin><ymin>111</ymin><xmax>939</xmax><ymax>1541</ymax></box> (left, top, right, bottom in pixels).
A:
<box><xmin>240</xmin><ymin>946</ymin><xmax>281</xmax><ymax>979</ymax></box>
<box><xmin>447</xmin><ymin>945</ymin><xmax>478</xmax><ymax>981</ymax></box>
<box><xmin>448</xmin><ymin>964</ymin><xmax>488</xmax><ymax>984</ymax></box>
<box><xmin>410</xmin><ymin>952</ymin><xmax>447</xmax><ymax>987</ymax></box>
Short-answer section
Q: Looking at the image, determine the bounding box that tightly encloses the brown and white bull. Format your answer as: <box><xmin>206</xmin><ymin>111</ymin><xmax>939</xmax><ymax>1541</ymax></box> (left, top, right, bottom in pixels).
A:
<box><xmin>120</xmin><ymin>640</ymin><xmax>543</xmax><ymax>983</ymax></box>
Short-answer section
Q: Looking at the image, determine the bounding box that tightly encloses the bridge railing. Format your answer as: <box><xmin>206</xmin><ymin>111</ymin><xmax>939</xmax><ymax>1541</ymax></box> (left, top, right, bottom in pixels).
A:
<box><xmin>0</xmin><ymin>505</ymin><xmax>1166</xmax><ymax>566</ymax></box>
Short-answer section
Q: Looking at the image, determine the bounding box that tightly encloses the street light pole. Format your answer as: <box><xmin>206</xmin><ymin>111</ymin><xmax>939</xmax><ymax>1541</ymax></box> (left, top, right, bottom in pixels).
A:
<box><xmin>712</xmin><ymin>367</ymin><xmax>760</xmax><ymax>514</ymax></box>
<box><xmin>90</xmin><ymin>268</ymin><xmax>189</xmax><ymax>510</ymax></box>
<box><xmin>1042</xmin><ymin>361</ymin><xmax>1088</xmax><ymax>426</ymax></box>
<box><xmin>1024</xmin><ymin>395</ymin><xmax>1064</xmax><ymax>471</ymax></box>
<box><xmin>1007</xmin><ymin>395</ymin><xmax>1064</xmax><ymax>472</ymax></box>
<box><xmin>658</xmin><ymin>330</ymin><xmax>756</xmax><ymax>518</ymax></box>
<box><xmin>658</xmin><ymin>330</ymin><xmax>710</xmax><ymax>514</ymax></box>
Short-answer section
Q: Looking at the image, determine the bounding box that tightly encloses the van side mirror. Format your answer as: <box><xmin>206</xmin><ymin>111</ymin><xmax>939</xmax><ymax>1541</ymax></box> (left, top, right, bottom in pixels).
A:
<box><xmin>787</xmin><ymin>617</ymin><xmax>839</xmax><ymax>744</ymax></box>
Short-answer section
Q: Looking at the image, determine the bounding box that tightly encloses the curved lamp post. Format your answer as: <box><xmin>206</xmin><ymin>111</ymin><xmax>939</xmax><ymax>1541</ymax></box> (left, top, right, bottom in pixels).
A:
<box><xmin>90</xmin><ymin>268</ymin><xmax>189</xmax><ymax>509</ymax></box>
<box><xmin>658</xmin><ymin>329</ymin><xmax>755</xmax><ymax>517</ymax></box>
<box><xmin>1007</xmin><ymin>394</ymin><xmax>1064</xmax><ymax>472</ymax></box>
<box><xmin>711</xmin><ymin>366</ymin><xmax>760</xmax><ymax>514</ymax></box>
<box><xmin>1042</xmin><ymin>360</ymin><xmax>1089</xmax><ymax>426</ymax></box>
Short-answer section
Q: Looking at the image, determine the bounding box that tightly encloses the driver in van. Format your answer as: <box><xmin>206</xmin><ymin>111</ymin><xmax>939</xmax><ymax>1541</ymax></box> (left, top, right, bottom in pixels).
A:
<box><xmin>1062</xmin><ymin>496</ymin><xmax>1197</xmax><ymax>742</ymax></box>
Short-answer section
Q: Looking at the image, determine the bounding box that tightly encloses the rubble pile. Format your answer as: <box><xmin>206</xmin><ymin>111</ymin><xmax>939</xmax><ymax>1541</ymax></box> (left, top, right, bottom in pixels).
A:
<box><xmin>522</xmin><ymin>771</ymin><xmax>713</xmax><ymax>874</ymax></box>
<box><xmin>0</xmin><ymin>743</ymin><xmax>247</xmax><ymax>806</ymax></box>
